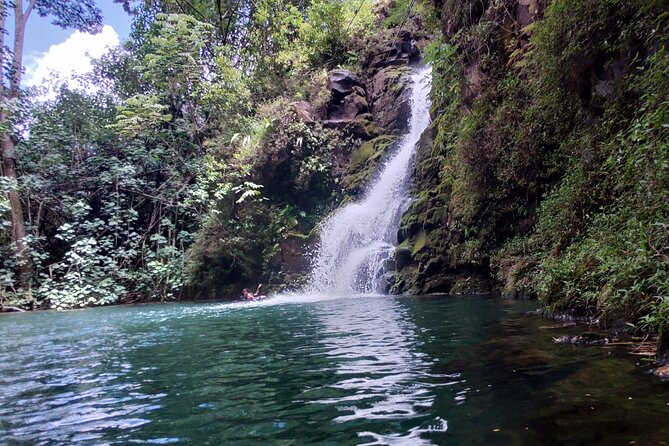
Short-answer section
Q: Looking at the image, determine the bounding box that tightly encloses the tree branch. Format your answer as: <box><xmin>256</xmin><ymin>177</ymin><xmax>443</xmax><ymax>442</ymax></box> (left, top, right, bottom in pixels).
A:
<box><xmin>0</xmin><ymin>304</ymin><xmax>27</xmax><ymax>312</ymax></box>
<box><xmin>24</xmin><ymin>0</ymin><xmax>38</xmax><ymax>20</ymax></box>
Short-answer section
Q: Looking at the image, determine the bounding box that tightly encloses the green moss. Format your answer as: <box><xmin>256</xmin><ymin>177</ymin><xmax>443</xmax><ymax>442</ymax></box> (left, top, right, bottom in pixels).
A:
<box><xmin>343</xmin><ymin>135</ymin><xmax>396</xmax><ymax>194</ymax></box>
<box><xmin>363</xmin><ymin>121</ymin><xmax>384</xmax><ymax>138</ymax></box>
<box><xmin>394</xmin><ymin>0</ymin><xmax>669</xmax><ymax>338</ymax></box>
<box><xmin>449</xmin><ymin>275</ymin><xmax>490</xmax><ymax>295</ymax></box>
<box><xmin>349</xmin><ymin>140</ymin><xmax>376</xmax><ymax>170</ymax></box>
<box><xmin>412</xmin><ymin>229</ymin><xmax>427</xmax><ymax>255</ymax></box>
<box><xmin>351</xmin><ymin>135</ymin><xmax>395</xmax><ymax>169</ymax></box>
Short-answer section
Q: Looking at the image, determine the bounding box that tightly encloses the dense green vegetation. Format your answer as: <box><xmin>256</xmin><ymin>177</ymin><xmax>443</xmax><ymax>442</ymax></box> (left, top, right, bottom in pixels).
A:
<box><xmin>1</xmin><ymin>0</ymin><xmax>668</xmax><ymax>351</ymax></box>
<box><xmin>396</xmin><ymin>0</ymin><xmax>669</xmax><ymax>335</ymax></box>
<box><xmin>0</xmin><ymin>0</ymin><xmax>380</xmax><ymax>308</ymax></box>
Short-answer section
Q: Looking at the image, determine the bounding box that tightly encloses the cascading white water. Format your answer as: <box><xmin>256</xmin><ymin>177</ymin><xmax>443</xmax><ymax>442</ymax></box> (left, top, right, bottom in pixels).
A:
<box><xmin>306</xmin><ymin>66</ymin><xmax>432</xmax><ymax>295</ymax></box>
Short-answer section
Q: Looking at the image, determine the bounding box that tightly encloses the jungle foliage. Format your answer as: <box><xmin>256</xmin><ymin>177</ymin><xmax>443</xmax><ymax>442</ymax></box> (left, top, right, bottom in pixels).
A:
<box><xmin>2</xmin><ymin>0</ymin><xmax>667</xmax><ymax>340</ymax></box>
<box><xmin>401</xmin><ymin>0</ymin><xmax>669</xmax><ymax>332</ymax></box>
<box><xmin>0</xmin><ymin>0</ymin><xmax>378</xmax><ymax>309</ymax></box>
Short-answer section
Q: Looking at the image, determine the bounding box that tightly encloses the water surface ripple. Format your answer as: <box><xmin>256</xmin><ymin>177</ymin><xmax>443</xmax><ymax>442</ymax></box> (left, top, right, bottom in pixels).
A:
<box><xmin>1</xmin><ymin>295</ymin><xmax>668</xmax><ymax>445</ymax></box>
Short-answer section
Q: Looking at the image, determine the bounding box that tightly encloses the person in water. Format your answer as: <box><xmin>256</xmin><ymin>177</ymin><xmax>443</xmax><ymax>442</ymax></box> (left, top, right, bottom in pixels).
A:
<box><xmin>242</xmin><ymin>284</ymin><xmax>264</xmax><ymax>301</ymax></box>
<box><xmin>242</xmin><ymin>288</ymin><xmax>255</xmax><ymax>301</ymax></box>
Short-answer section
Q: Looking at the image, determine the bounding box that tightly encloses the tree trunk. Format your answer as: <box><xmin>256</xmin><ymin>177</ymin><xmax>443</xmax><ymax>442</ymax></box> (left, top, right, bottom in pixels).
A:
<box><xmin>1</xmin><ymin>133</ymin><xmax>33</xmax><ymax>303</ymax></box>
<box><xmin>0</xmin><ymin>0</ymin><xmax>35</xmax><ymax>305</ymax></box>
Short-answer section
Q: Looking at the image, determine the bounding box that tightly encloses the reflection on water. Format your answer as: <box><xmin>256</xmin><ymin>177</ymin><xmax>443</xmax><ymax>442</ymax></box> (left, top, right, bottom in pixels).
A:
<box><xmin>0</xmin><ymin>296</ymin><xmax>668</xmax><ymax>445</ymax></box>
<box><xmin>0</xmin><ymin>310</ymin><xmax>169</xmax><ymax>444</ymax></box>
<box><xmin>307</xmin><ymin>297</ymin><xmax>453</xmax><ymax>444</ymax></box>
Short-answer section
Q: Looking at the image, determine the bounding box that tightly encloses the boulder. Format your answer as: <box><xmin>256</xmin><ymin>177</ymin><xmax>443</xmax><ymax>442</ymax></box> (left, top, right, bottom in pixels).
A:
<box><xmin>367</xmin><ymin>31</ymin><xmax>420</xmax><ymax>73</ymax></box>
<box><xmin>369</xmin><ymin>66</ymin><xmax>413</xmax><ymax>131</ymax></box>
<box><xmin>274</xmin><ymin>234</ymin><xmax>315</xmax><ymax>276</ymax></box>
<box><xmin>330</xmin><ymin>91</ymin><xmax>369</xmax><ymax>120</ymax></box>
<box><xmin>449</xmin><ymin>274</ymin><xmax>492</xmax><ymax>294</ymax></box>
<box><xmin>327</xmin><ymin>69</ymin><xmax>363</xmax><ymax>99</ymax></box>
<box><xmin>397</xmin><ymin>226</ymin><xmax>408</xmax><ymax>244</ymax></box>
<box><xmin>291</xmin><ymin>101</ymin><xmax>315</xmax><ymax>122</ymax></box>
<box><xmin>325</xmin><ymin>70</ymin><xmax>369</xmax><ymax>121</ymax></box>
<box><xmin>422</xmin><ymin>275</ymin><xmax>451</xmax><ymax>294</ymax></box>
<box><xmin>349</xmin><ymin>116</ymin><xmax>383</xmax><ymax>139</ymax></box>
<box><xmin>407</xmin><ymin>221</ymin><xmax>421</xmax><ymax>238</ymax></box>
<box><xmin>395</xmin><ymin>247</ymin><xmax>413</xmax><ymax>272</ymax></box>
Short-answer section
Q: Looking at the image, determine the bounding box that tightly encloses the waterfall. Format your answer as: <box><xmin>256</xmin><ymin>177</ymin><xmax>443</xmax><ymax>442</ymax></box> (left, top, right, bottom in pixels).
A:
<box><xmin>306</xmin><ymin>66</ymin><xmax>432</xmax><ymax>295</ymax></box>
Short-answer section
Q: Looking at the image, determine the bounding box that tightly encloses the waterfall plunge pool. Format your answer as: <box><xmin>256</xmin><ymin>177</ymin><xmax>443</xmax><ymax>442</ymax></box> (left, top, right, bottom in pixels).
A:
<box><xmin>1</xmin><ymin>294</ymin><xmax>668</xmax><ymax>445</ymax></box>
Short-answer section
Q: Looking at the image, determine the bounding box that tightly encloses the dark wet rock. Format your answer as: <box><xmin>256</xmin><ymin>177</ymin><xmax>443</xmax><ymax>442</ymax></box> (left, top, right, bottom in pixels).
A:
<box><xmin>397</xmin><ymin>227</ymin><xmax>406</xmax><ymax>245</ymax></box>
<box><xmin>325</xmin><ymin>69</ymin><xmax>370</xmax><ymax>122</ymax></box>
<box><xmin>388</xmin><ymin>274</ymin><xmax>406</xmax><ymax>294</ymax></box>
<box><xmin>366</xmin><ymin>30</ymin><xmax>421</xmax><ymax>73</ymax></box>
<box><xmin>369</xmin><ymin>66</ymin><xmax>413</xmax><ymax>132</ymax></box>
<box><xmin>422</xmin><ymin>208</ymin><xmax>438</xmax><ymax>231</ymax></box>
<box><xmin>449</xmin><ymin>274</ymin><xmax>492</xmax><ymax>295</ymax></box>
<box><xmin>381</xmin><ymin>256</ymin><xmax>396</xmax><ymax>273</ymax></box>
<box><xmin>291</xmin><ymin>101</ymin><xmax>315</xmax><ymax>122</ymax></box>
<box><xmin>342</xmin><ymin>135</ymin><xmax>396</xmax><ymax>195</ymax></box>
<box><xmin>395</xmin><ymin>247</ymin><xmax>413</xmax><ymax>272</ymax></box>
<box><xmin>406</xmin><ymin>221</ymin><xmax>421</xmax><ymax>238</ymax></box>
<box><xmin>554</xmin><ymin>332</ymin><xmax>610</xmax><ymax>346</ymax></box>
<box><xmin>422</xmin><ymin>275</ymin><xmax>451</xmax><ymax>294</ymax></box>
<box><xmin>379</xmin><ymin>272</ymin><xmax>396</xmax><ymax>294</ymax></box>
<box><xmin>270</xmin><ymin>233</ymin><xmax>315</xmax><ymax>277</ymax></box>
<box><xmin>328</xmin><ymin>69</ymin><xmax>363</xmax><ymax>97</ymax></box>
<box><xmin>329</xmin><ymin>91</ymin><xmax>369</xmax><ymax>121</ymax></box>
<box><xmin>423</xmin><ymin>257</ymin><xmax>444</xmax><ymax>276</ymax></box>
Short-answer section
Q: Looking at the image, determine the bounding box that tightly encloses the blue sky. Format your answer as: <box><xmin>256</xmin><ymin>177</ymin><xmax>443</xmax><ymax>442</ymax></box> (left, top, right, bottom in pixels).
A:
<box><xmin>24</xmin><ymin>2</ymin><xmax>131</xmax><ymax>54</ymax></box>
<box><xmin>17</xmin><ymin>1</ymin><xmax>132</xmax><ymax>88</ymax></box>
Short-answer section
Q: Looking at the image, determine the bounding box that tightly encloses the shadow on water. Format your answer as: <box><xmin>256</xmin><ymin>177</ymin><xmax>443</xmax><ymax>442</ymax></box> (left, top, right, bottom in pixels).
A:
<box><xmin>406</xmin><ymin>296</ymin><xmax>669</xmax><ymax>446</ymax></box>
<box><xmin>0</xmin><ymin>295</ymin><xmax>668</xmax><ymax>445</ymax></box>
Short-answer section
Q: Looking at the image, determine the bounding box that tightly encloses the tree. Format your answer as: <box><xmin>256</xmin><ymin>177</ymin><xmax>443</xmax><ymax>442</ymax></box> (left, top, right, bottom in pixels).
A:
<box><xmin>0</xmin><ymin>0</ymin><xmax>126</xmax><ymax>305</ymax></box>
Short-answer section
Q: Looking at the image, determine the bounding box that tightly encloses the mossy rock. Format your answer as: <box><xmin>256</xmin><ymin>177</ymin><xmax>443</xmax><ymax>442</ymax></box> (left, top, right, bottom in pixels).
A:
<box><xmin>346</xmin><ymin>116</ymin><xmax>385</xmax><ymax>140</ymax></box>
<box><xmin>412</xmin><ymin>229</ymin><xmax>427</xmax><ymax>255</ymax></box>
<box><xmin>363</xmin><ymin>121</ymin><xmax>384</xmax><ymax>138</ymax></box>
<box><xmin>422</xmin><ymin>275</ymin><xmax>451</xmax><ymax>294</ymax></box>
<box><xmin>343</xmin><ymin>135</ymin><xmax>396</xmax><ymax>194</ymax></box>
<box><xmin>390</xmin><ymin>264</ymin><xmax>421</xmax><ymax>294</ymax></box>
<box><xmin>395</xmin><ymin>246</ymin><xmax>413</xmax><ymax>271</ymax></box>
<box><xmin>341</xmin><ymin>170</ymin><xmax>371</xmax><ymax>195</ymax></box>
<box><xmin>449</xmin><ymin>274</ymin><xmax>491</xmax><ymax>295</ymax></box>
<box><xmin>348</xmin><ymin>135</ymin><xmax>396</xmax><ymax>170</ymax></box>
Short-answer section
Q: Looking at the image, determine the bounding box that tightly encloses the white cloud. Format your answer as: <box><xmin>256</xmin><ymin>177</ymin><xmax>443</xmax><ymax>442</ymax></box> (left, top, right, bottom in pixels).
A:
<box><xmin>25</xmin><ymin>25</ymin><xmax>120</xmax><ymax>90</ymax></box>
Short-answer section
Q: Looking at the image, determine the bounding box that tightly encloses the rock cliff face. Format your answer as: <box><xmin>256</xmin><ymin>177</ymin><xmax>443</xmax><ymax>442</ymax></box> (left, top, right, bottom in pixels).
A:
<box><xmin>390</xmin><ymin>1</ymin><xmax>549</xmax><ymax>296</ymax></box>
<box><xmin>392</xmin><ymin>0</ymin><xmax>669</xmax><ymax>353</ymax></box>
<box><xmin>270</xmin><ymin>16</ymin><xmax>431</xmax><ymax>287</ymax></box>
